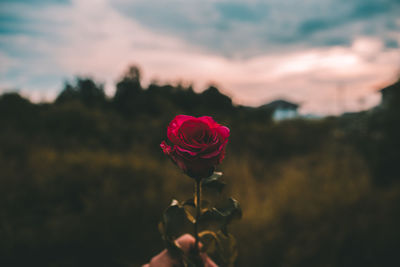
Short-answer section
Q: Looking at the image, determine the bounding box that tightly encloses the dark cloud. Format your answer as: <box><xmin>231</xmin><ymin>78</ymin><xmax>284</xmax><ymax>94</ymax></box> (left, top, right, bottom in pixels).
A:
<box><xmin>111</xmin><ymin>2</ymin><xmax>205</xmax><ymax>36</ymax></box>
<box><xmin>349</xmin><ymin>0</ymin><xmax>400</xmax><ymax>18</ymax></box>
<box><xmin>0</xmin><ymin>0</ymin><xmax>71</xmax><ymax>37</ymax></box>
<box><xmin>215</xmin><ymin>2</ymin><xmax>267</xmax><ymax>23</ymax></box>
<box><xmin>0</xmin><ymin>14</ymin><xmax>36</xmax><ymax>35</ymax></box>
<box><xmin>350</xmin><ymin>1</ymin><xmax>390</xmax><ymax>19</ymax></box>
<box><xmin>320</xmin><ymin>37</ymin><xmax>351</xmax><ymax>47</ymax></box>
<box><xmin>385</xmin><ymin>19</ymin><xmax>399</xmax><ymax>30</ymax></box>
<box><xmin>293</xmin><ymin>0</ymin><xmax>399</xmax><ymax>51</ymax></box>
<box><xmin>298</xmin><ymin>19</ymin><xmax>340</xmax><ymax>36</ymax></box>
<box><xmin>0</xmin><ymin>0</ymin><xmax>70</xmax><ymax>5</ymax></box>
<box><xmin>2</xmin><ymin>0</ymin><xmax>394</xmax><ymax>60</ymax></box>
<box><xmin>112</xmin><ymin>0</ymin><xmax>398</xmax><ymax>58</ymax></box>
<box><xmin>0</xmin><ymin>10</ymin><xmax>67</xmax><ymax>46</ymax></box>
<box><xmin>385</xmin><ymin>39</ymin><xmax>399</xmax><ymax>48</ymax></box>
<box><xmin>297</xmin><ymin>0</ymin><xmax>398</xmax><ymax>37</ymax></box>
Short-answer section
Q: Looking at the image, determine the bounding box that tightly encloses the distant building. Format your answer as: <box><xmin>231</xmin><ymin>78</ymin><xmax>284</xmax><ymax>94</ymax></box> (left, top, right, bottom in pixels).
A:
<box><xmin>380</xmin><ymin>80</ymin><xmax>400</xmax><ymax>108</ymax></box>
<box><xmin>261</xmin><ymin>99</ymin><xmax>299</xmax><ymax>121</ymax></box>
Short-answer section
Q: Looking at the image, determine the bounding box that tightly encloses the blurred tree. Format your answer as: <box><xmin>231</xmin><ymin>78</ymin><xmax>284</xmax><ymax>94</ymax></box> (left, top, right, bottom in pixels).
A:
<box><xmin>76</xmin><ymin>78</ymin><xmax>106</xmax><ymax>107</ymax></box>
<box><xmin>56</xmin><ymin>78</ymin><xmax>106</xmax><ymax>108</ymax></box>
<box><xmin>0</xmin><ymin>92</ymin><xmax>33</xmax><ymax>116</ymax></box>
<box><xmin>0</xmin><ymin>92</ymin><xmax>38</xmax><ymax>131</ymax></box>
<box><xmin>343</xmin><ymin>77</ymin><xmax>400</xmax><ymax>186</ymax></box>
<box><xmin>171</xmin><ymin>83</ymin><xmax>199</xmax><ymax>112</ymax></box>
<box><xmin>368</xmin><ymin>78</ymin><xmax>400</xmax><ymax>185</ymax></box>
<box><xmin>201</xmin><ymin>85</ymin><xmax>233</xmax><ymax>112</ymax></box>
<box><xmin>113</xmin><ymin>65</ymin><xmax>143</xmax><ymax>116</ymax></box>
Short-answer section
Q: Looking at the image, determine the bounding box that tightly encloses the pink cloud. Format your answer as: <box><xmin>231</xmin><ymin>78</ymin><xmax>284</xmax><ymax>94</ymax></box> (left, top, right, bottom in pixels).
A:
<box><xmin>1</xmin><ymin>0</ymin><xmax>399</xmax><ymax>115</ymax></box>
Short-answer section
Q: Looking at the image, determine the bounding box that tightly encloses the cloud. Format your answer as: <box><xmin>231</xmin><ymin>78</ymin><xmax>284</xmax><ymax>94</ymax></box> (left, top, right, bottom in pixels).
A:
<box><xmin>215</xmin><ymin>2</ymin><xmax>267</xmax><ymax>23</ymax></box>
<box><xmin>0</xmin><ymin>0</ymin><xmax>399</xmax><ymax>114</ymax></box>
<box><xmin>350</xmin><ymin>0</ymin><xmax>392</xmax><ymax>19</ymax></box>
<box><xmin>385</xmin><ymin>39</ymin><xmax>399</xmax><ymax>48</ymax></box>
<box><xmin>112</xmin><ymin>0</ymin><xmax>399</xmax><ymax>56</ymax></box>
<box><xmin>0</xmin><ymin>0</ymin><xmax>70</xmax><ymax>5</ymax></box>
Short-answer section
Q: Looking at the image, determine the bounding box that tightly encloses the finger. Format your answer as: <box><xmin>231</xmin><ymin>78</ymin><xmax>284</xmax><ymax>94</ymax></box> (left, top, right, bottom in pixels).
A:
<box><xmin>176</xmin><ymin>234</ymin><xmax>217</xmax><ymax>266</ymax></box>
<box><xmin>149</xmin><ymin>249</ymin><xmax>180</xmax><ymax>267</ymax></box>
<box><xmin>175</xmin><ymin>234</ymin><xmax>196</xmax><ymax>253</ymax></box>
<box><xmin>201</xmin><ymin>253</ymin><xmax>219</xmax><ymax>267</ymax></box>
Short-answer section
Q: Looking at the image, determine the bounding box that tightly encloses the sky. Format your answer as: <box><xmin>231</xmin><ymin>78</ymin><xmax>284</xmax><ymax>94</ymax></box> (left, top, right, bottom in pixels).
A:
<box><xmin>0</xmin><ymin>0</ymin><xmax>399</xmax><ymax>115</ymax></box>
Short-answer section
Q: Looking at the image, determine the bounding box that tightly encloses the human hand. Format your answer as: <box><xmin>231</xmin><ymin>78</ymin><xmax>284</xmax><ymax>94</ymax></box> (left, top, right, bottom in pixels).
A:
<box><xmin>142</xmin><ymin>234</ymin><xmax>218</xmax><ymax>267</ymax></box>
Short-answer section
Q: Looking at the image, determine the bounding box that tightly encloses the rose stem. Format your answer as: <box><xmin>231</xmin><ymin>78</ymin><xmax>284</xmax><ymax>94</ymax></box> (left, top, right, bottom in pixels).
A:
<box><xmin>194</xmin><ymin>178</ymin><xmax>202</xmax><ymax>254</ymax></box>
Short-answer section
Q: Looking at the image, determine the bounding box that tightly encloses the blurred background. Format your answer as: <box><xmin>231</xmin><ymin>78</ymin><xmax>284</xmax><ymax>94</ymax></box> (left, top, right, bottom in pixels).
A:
<box><xmin>1</xmin><ymin>0</ymin><xmax>400</xmax><ymax>266</ymax></box>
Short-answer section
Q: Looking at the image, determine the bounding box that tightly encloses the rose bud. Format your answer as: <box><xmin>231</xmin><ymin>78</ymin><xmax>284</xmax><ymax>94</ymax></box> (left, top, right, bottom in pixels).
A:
<box><xmin>160</xmin><ymin>115</ymin><xmax>230</xmax><ymax>180</ymax></box>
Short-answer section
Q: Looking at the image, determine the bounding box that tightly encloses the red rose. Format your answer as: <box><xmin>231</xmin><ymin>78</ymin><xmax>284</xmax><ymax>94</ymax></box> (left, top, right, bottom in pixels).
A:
<box><xmin>160</xmin><ymin>115</ymin><xmax>230</xmax><ymax>179</ymax></box>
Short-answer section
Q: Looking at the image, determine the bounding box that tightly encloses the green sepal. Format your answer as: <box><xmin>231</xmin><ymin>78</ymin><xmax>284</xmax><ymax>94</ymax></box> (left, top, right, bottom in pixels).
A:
<box><xmin>217</xmin><ymin>197</ymin><xmax>242</xmax><ymax>225</ymax></box>
<box><xmin>202</xmin><ymin>172</ymin><xmax>226</xmax><ymax>193</ymax></box>
<box><xmin>159</xmin><ymin>199</ymin><xmax>194</xmax><ymax>263</ymax></box>
<box><xmin>198</xmin><ymin>197</ymin><xmax>242</xmax><ymax>231</ymax></box>
<box><xmin>161</xmin><ymin>199</ymin><xmax>186</xmax><ymax>238</ymax></box>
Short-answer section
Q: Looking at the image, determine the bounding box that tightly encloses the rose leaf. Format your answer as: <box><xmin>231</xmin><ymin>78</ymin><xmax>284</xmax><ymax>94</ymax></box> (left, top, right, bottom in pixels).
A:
<box><xmin>202</xmin><ymin>171</ymin><xmax>226</xmax><ymax>194</ymax></box>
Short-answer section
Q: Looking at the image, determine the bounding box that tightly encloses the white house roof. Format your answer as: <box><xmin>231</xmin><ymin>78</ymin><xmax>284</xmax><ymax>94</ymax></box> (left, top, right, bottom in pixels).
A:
<box><xmin>260</xmin><ymin>99</ymin><xmax>299</xmax><ymax>110</ymax></box>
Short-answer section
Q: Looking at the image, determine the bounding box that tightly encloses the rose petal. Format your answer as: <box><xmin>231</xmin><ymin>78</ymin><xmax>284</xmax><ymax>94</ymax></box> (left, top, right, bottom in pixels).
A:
<box><xmin>179</xmin><ymin>119</ymin><xmax>209</xmax><ymax>144</ymax></box>
<box><xmin>216</xmin><ymin>126</ymin><xmax>230</xmax><ymax>139</ymax></box>
<box><xmin>198</xmin><ymin>116</ymin><xmax>218</xmax><ymax>128</ymax></box>
<box><xmin>161</xmin><ymin>115</ymin><xmax>230</xmax><ymax>179</ymax></box>
<box><xmin>167</xmin><ymin>115</ymin><xmax>193</xmax><ymax>145</ymax></box>
<box><xmin>175</xmin><ymin>145</ymin><xmax>199</xmax><ymax>157</ymax></box>
<box><xmin>160</xmin><ymin>141</ymin><xmax>172</xmax><ymax>155</ymax></box>
<box><xmin>200</xmin><ymin>143</ymin><xmax>225</xmax><ymax>159</ymax></box>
